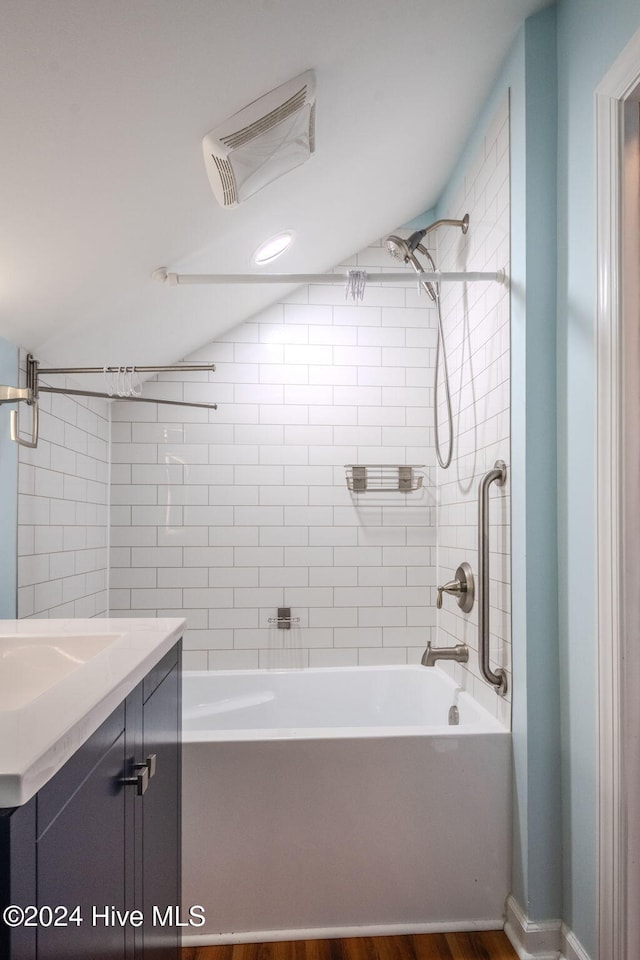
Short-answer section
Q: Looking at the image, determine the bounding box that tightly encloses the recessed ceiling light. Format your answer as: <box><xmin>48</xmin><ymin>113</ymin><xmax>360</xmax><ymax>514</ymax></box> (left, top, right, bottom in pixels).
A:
<box><xmin>252</xmin><ymin>231</ymin><xmax>295</xmax><ymax>266</ymax></box>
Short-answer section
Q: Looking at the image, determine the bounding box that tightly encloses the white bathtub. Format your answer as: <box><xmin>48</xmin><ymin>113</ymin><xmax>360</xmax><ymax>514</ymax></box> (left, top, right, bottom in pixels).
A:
<box><xmin>181</xmin><ymin>665</ymin><xmax>511</xmax><ymax>945</ymax></box>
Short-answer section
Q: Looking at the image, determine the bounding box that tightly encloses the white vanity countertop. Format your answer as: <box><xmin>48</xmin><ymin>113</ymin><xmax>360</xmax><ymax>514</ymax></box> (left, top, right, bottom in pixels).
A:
<box><xmin>0</xmin><ymin>617</ymin><xmax>185</xmax><ymax>807</ymax></box>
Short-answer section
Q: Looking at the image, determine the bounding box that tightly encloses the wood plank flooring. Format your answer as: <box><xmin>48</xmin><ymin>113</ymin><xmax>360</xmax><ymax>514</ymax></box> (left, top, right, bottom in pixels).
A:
<box><xmin>182</xmin><ymin>931</ymin><xmax>518</xmax><ymax>960</ymax></box>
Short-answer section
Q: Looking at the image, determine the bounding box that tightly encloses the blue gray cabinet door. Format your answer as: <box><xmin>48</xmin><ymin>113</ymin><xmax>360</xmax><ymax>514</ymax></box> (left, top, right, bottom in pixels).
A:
<box><xmin>0</xmin><ymin>640</ymin><xmax>181</xmax><ymax>960</ymax></box>
<box><xmin>139</xmin><ymin>653</ymin><xmax>181</xmax><ymax>960</ymax></box>
<box><xmin>36</xmin><ymin>721</ymin><xmax>128</xmax><ymax>960</ymax></box>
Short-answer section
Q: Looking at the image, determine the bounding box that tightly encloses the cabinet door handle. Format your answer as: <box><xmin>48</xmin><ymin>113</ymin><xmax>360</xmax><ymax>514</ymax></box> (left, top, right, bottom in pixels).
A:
<box><xmin>135</xmin><ymin>754</ymin><xmax>157</xmax><ymax>779</ymax></box>
<box><xmin>121</xmin><ymin>766</ymin><xmax>149</xmax><ymax>796</ymax></box>
<box><xmin>145</xmin><ymin>754</ymin><xmax>157</xmax><ymax>779</ymax></box>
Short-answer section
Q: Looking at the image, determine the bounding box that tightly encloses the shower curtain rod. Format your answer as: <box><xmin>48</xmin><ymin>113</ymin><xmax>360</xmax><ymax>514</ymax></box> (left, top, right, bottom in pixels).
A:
<box><xmin>153</xmin><ymin>268</ymin><xmax>506</xmax><ymax>286</ymax></box>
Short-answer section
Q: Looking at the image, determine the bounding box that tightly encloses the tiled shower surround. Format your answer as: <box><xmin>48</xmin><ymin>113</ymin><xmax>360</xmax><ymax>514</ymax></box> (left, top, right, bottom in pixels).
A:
<box><xmin>17</xmin><ymin>361</ymin><xmax>110</xmax><ymax>619</ymax></box>
<box><xmin>15</xmin><ymin>98</ymin><xmax>510</xmax><ymax>718</ymax></box>
<box><xmin>434</xmin><ymin>95</ymin><xmax>511</xmax><ymax>714</ymax></box>
<box><xmin>109</xmin><ymin>266</ymin><xmax>439</xmax><ymax>672</ymax></box>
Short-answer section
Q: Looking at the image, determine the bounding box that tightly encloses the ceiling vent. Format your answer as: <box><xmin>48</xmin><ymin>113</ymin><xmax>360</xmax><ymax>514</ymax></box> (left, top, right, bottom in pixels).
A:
<box><xmin>202</xmin><ymin>70</ymin><xmax>316</xmax><ymax>208</ymax></box>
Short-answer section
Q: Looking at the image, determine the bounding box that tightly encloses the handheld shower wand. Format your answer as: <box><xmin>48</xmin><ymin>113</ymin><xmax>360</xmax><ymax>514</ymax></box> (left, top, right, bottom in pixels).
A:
<box><xmin>385</xmin><ymin>214</ymin><xmax>470</xmax><ymax>470</ymax></box>
<box><xmin>385</xmin><ymin>215</ymin><xmax>469</xmax><ymax>301</ymax></box>
<box><xmin>387</xmin><ymin>230</ymin><xmax>438</xmax><ymax>303</ymax></box>
<box><xmin>385</xmin><ymin>235</ymin><xmax>437</xmax><ymax>301</ymax></box>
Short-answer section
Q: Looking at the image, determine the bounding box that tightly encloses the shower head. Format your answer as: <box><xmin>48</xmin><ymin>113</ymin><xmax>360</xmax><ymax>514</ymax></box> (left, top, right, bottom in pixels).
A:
<box><xmin>386</xmin><ymin>228</ymin><xmax>438</xmax><ymax>261</ymax></box>
<box><xmin>385</xmin><ymin>234</ymin><xmax>437</xmax><ymax>301</ymax></box>
<box><xmin>385</xmin><ymin>214</ymin><xmax>469</xmax><ymax>302</ymax></box>
<box><xmin>385</xmin><ymin>235</ymin><xmax>412</xmax><ymax>262</ymax></box>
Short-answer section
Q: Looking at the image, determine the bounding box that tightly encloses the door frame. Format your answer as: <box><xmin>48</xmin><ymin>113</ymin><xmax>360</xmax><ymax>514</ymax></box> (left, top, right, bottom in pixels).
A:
<box><xmin>596</xmin><ymin>27</ymin><xmax>640</xmax><ymax>960</ymax></box>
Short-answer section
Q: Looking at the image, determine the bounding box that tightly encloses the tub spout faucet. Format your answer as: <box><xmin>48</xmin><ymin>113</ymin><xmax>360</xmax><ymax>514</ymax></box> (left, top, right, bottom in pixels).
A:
<box><xmin>421</xmin><ymin>642</ymin><xmax>469</xmax><ymax>667</ymax></box>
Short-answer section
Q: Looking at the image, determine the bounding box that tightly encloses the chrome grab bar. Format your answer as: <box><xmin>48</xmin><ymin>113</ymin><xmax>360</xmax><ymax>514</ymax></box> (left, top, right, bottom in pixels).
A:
<box><xmin>478</xmin><ymin>460</ymin><xmax>508</xmax><ymax>696</ymax></box>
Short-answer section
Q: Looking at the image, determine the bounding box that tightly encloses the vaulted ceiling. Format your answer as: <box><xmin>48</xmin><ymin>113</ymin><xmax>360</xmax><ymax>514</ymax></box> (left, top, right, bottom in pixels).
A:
<box><xmin>0</xmin><ymin>0</ymin><xmax>552</xmax><ymax>367</ymax></box>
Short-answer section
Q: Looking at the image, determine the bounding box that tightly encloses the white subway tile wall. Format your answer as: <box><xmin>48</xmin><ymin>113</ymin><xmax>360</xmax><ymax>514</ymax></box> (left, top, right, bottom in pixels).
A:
<box><xmin>108</xmin><ymin>254</ymin><xmax>439</xmax><ymax>672</ymax></box>
<box><xmin>433</xmin><ymin>96</ymin><xmax>512</xmax><ymax>720</ymax></box>
<box><xmin>12</xmin><ymin>96</ymin><xmax>510</xmax><ymax>723</ymax></box>
<box><xmin>17</xmin><ymin>359</ymin><xmax>110</xmax><ymax>619</ymax></box>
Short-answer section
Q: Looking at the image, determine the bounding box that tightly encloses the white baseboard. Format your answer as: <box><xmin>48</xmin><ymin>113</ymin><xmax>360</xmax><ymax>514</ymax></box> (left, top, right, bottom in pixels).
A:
<box><xmin>182</xmin><ymin>917</ymin><xmax>503</xmax><ymax>947</ymax></box>
<box><xmin>504</xmin><ymin>895</ymin><xmax>561</xmax><ymax>959</ymax></box>
<box><xmin>561</xmin><ymin>924</ymin><xmax>592</xmax><ymax>960</ymax></box>
<box><xmin>504</xmin><ymin>896</ymin><xmax>592</xmax><ymax>960</ymax></box>
<box><xmin>183</xmin><ymin>897</ymin><xmax>592</xmax><ymax>958</ymax></box>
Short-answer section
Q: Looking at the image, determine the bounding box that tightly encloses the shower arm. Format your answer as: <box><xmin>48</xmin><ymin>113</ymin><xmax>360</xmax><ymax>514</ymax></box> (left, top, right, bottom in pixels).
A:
<box><xmin>414</xmin><ymin>214</ymin><xmax>470</xmax><ymax>241</ymax></box>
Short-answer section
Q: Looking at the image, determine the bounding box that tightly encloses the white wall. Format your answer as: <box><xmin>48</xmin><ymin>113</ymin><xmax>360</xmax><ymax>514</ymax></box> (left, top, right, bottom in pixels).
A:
<box><xmin>109</xmin><ymin>247</ymin><xmax>439</xmax><ymax>670</ymax></box>
<box><xmin>16</xmin><ymin>357</ymin><xmax>110</xmax><ymax>619</ymax></box>
<box><xmin>433</xmin><ymin>95</ymin><xmax>512</xmax><ymax>722</ymax></box>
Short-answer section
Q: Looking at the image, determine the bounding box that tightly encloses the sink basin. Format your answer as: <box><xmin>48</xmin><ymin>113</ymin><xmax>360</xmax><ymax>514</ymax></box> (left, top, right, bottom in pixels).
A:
<box><xmin>0</xmin><ymin>634</ymin><xmax>121</xmax><ymax>711</ymax></box>
<box><xmin>0</xmin><ymin>617</ymin><xmax>185</xmax><ymax>807</ymax></box>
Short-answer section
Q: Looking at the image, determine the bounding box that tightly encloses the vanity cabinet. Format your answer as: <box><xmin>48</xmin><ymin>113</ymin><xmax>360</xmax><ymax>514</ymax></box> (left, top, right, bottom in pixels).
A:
<box><xmin>0</xmin><ymin>641</ymin><xmax>181</xmax><ymax>960</ymax></box>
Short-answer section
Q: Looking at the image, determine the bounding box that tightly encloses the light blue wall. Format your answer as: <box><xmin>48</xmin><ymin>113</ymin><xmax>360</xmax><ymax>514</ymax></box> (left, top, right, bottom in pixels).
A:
<box><xmin>433</xmin><ymin>5</ymin><xmax>563</xmax><ymax>925</ymax></box>
<box><xmin>556</xmin><ymin>1</ymin><xmax>640</xmax><ymax>953</ymax></box>
<box><xmin>0</xmin><ymin>336</ymin><xmax>18</xmax><ymax>618</ymax></box>
<box><xmin>516</xmin><ymin>8</ymin><xmax>563</xmax><ymax>925</ymax></box>
<box><xmin>434</xmin><ymin>3</ymin><xmax>640</xmax><ymax>952</ymax></box>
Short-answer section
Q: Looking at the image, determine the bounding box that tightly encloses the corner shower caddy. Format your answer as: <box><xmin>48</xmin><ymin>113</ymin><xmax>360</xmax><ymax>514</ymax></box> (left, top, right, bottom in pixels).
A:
<box><xmin>0</xmin><ymin>353</ymin><xmax>218</xmax><ymax>449</ymax></box>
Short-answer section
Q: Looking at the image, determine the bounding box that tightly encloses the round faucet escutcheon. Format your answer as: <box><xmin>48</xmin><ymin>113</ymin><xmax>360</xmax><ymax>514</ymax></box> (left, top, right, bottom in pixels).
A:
<box><xmin>435</xmin><ymin>562</ymin><xmax>474</xmax><ymax>613</ymax></box>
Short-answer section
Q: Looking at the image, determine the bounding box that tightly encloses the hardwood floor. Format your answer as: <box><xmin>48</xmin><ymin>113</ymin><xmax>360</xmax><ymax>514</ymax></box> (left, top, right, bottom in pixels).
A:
<box><xmin>182</xmin><ymin>931</ymin><xmax>518</xmax><ymax>960</ymax></box>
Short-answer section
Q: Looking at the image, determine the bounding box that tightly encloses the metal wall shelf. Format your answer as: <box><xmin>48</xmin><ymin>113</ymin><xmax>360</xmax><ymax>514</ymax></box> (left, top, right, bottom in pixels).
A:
<box><xmin>345</xmin><ymin>464</ymin><xmax>424</xmax><ymax>493</ymax></box>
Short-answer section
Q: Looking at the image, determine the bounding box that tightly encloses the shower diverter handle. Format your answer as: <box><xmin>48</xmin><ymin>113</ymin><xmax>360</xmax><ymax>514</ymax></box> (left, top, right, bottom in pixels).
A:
<box><xmin>436</xmin><ymin>580</ymin><xmax>463</xmax><ymax>608</ymax></box>
<box><xmin>436</xmin><ymin>562</ymin><xmax>474</xmax><ymax>613</ymax></box>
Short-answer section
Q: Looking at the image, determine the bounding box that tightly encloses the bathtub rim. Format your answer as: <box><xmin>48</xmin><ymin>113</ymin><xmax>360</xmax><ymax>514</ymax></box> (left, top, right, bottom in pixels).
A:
<box><xmin>181</xmin><ymin>663</ymin><xmax>509</xmax><ymax>740</ymax></box>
